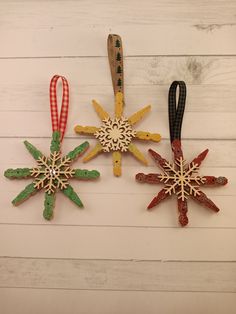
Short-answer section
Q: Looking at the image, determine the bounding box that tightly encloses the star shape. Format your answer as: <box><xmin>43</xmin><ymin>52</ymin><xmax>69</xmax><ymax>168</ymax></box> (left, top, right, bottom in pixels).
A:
<box><xmin>136</xmin><ymin>139</ymin><xmax>228</xmax><ymax>226</ymax></box>
<box><xmin>4</xmin><ymin>131</ymin><xmax>100</xmax><ymax>220</ymax></box>
<box><xmin>75</xmin><ymin>91</ymin><xmax>161</xmax><ymax>176</ymax></box>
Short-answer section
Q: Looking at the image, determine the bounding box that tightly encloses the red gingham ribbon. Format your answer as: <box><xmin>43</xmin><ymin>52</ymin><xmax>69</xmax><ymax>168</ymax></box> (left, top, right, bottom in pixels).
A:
<box><xmin>49</xmin><ymin>75</ymin><xmax>69</xmax><ymax>141</ymax></box>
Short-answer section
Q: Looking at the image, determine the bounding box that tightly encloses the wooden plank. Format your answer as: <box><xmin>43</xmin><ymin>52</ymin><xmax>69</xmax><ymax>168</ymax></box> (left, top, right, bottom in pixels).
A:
<box><xmin>1</xmin><ymin>84</ymin><xmax>236</xmax><ymax>113</ymax></box>
<box><xmin>1</xmin><ymin>1</ymin><xmax>236</xmax><ymax>56</ymax></box>
<box><xmin>1</xmin><ymin>57</ymin><xmax>236</xmax><ymax>86</ymax></box>
<box><xmin>1</xmin><ymin>57</ymin><xmax>236</xmax><ymax>139</ymax></box>
<box><xmin>0</xmin><ymin>257</ymin><xmax>236</xmax><ymax>292</ymax></box>
<box><xmin>1</xmin><ymin>289</ymin><xmax>235</xmax><ymax>314</ymax></box>
<box><xmin>0</xmin><ymin>225</ymin><xmax>236</xmax><ymax>261</ymax></box>
<box><xmin>2</xmin><ymin>0</ymin><xmax>236</xmax><ymax>30</ymax></box>
<box><xmin>1</xmin><ymin>26</ymin><xmax>236</xmax><ymax>57</ymax></box>
<box><xmin>0</xmin><ymin>192</ymin><xmax>234</xmax><ymax>228</ymax></box>
<box><xmin>1</xmin><ymin>111</ymin><xmax>235</xmax><ymax>139</ymax></box>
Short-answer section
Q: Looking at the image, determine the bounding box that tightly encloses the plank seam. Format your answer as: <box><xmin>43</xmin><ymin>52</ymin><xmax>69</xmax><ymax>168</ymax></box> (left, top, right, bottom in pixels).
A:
<box><xmin>1</xmin><ymin>256</ymin><xmax>236</xmax><ymax>263</ymax></box>
<box><xmin>0</xmin><ymin>223</ymin><xmax>236</xmax><ymax>229</ymax></box>
<box><xmin>0</xmin><ymin>286</ymin><xmax>235</xmax><ymax>293</ymax></box>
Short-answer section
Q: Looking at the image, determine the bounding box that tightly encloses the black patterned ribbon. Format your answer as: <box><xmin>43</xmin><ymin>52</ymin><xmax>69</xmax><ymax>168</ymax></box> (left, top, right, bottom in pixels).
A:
<box><xmin>168</xmin><ymin>81</ymin><xmax>187</xmax><ymax>143</ymax></box>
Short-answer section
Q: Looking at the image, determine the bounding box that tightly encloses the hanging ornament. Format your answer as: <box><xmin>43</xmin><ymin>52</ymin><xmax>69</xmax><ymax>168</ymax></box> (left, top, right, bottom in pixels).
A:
<box><xmin>136</xmin><ymin>81</ymin><xmax>228</xmax><ymax>226</ymax></box>
<box><xmin>4</xmin><ymin>75</ymin><xmax>100</xmax><ymax>220</ymax></box>
<box><xmin>74</xmin><ymin>34</ymin><xmax>161</xmax><ymax>176</ymax></box>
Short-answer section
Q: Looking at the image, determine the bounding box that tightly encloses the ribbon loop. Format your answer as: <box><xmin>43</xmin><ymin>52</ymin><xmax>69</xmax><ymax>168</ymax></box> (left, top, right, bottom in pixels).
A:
<box><xmin>107</xmin><ymin>34</ymin><xmax>124</xmax><ymax>95</ymax></box>
<box><xmin>168</xmin><ymin>81</ymin><xmax>186</xmax><ymax>143</ymax></box>
<box><xmin>49</xmin><ymin>75</ymin><xmax>69</xmax><ymax>141</ymax></box>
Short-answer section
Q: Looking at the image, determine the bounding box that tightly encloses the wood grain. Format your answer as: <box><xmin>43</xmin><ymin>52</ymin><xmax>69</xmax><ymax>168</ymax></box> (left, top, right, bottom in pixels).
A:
<box><xmin>1</xmin><ymin>111</ymin><xmax>235</xmax><ymax>139</ymax></box>
<box><xmin>1</xmin><ymin>1</ymin><xmax>236</xmax><ymax>56</ymax></box>
<box><xmin>2</xmin><ymin>84</ymin><xmax>236</xmax><ymax>113</ymax></box>
<box><xmin>0</xmin><ymin>193</ymin><xmax>235</xmax><ymax>228</ymax></box>
<box><xmin>1</xmin><ymin>57</ymin><xmax>236</xmax><ymax>86</ymax></box>
<box><xmin>1</xmin><ymin>289</ymin><xmax>236</xmax><ymax>314</ymax></box>
<box><xmin>1</xmin><ymin>257</ymin><xmax>236</xmax><ymax>292</ymax></box>
<box><xmin>1</xmin><ymin>225</ymin><xmax>236</xmax><ymax>261</ymax></box>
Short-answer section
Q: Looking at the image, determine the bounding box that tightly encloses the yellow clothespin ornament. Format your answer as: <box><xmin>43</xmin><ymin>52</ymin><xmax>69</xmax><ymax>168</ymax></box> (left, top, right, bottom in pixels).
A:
<box><xmin>75</xmin><ymin>34</ymin><xmax>161</xmax><ymax>176</ymax></box>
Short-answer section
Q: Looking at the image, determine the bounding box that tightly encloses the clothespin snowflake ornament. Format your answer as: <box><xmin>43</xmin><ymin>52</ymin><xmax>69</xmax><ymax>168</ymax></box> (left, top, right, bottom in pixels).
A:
<box><xmin>74</xmin><ymin>34</ymin><xmax>161</xmax><ymax>176</ymax></box>
<box><xmin>4</xmin><ymin>75</ymin><xmax>100</xmax><ymax>220</ymax></box>
<box><xmin>136</xmin><ymin>81</ymin><xmax>228</xmax><ymax>226</ymax></box>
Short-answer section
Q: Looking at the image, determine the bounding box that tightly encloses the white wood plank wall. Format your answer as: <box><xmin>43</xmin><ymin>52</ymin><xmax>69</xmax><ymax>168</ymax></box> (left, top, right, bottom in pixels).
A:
<box><xmin>0</xmin><ymin>0</ymin><xmax>236</xmax><ymax>313</ymax></box>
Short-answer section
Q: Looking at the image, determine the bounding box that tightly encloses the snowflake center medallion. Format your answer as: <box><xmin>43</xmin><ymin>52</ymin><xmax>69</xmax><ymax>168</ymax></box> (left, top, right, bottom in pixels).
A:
<box><xmin>30</xmin><ymin>151</ymin><xmax>75</xmax><ymax>194</ymax></box>
<box><xmin>49</xmin><ymin>167</ymin><xmax>57</xmax><ymax>177</ymax></box>
<box><xmin>160</xmin><ymin>157</ymin><xmax>206</xmax><ymax>201</ymax></box>
<box><xmin>109</xmin><ymin>125</ymin><xmax>121</xmax><ymax>141</ymax></box>
<box><xmin>95</xmin><ymin>117</ymin><xmax>136</xmax><ymax>152</ymax></box>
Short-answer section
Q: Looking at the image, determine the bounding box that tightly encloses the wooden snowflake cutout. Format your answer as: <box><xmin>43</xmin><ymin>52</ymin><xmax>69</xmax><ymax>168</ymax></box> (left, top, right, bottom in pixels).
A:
<box><xmin>75</xmin><ymin>92</ymin><xmax>161</xmax><ymax>176</ymax></box>
<box><xmin>4</xmin><ymin>131</ymin><xmax>100</xmax><ymax>220</ymax></box>
<box><xmin>94</xmin><ymin>116</ymin><xmax>136</xmax><ymax>152</ymax></box>
<box><xmin>136</xmin><ymin>139</ymin><xmax>228</xmax><ymax>226</ymax></box>
<box><xmin>160</xmin><ymin>157</ymin><xmax>206</xmax><ymax>201</ymax></box>
<box><xmin>30</xmin><ymin>151</ymin><xmax>76</xmax><ymax>194</ymax></box>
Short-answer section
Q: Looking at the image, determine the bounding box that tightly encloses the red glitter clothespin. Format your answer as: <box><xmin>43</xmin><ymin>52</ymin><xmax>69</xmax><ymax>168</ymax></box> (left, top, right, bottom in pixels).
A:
<box><xmin>136</xmin><ymin>81</ymin><xmax>228</xmax><ymax>227</ymax></box>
